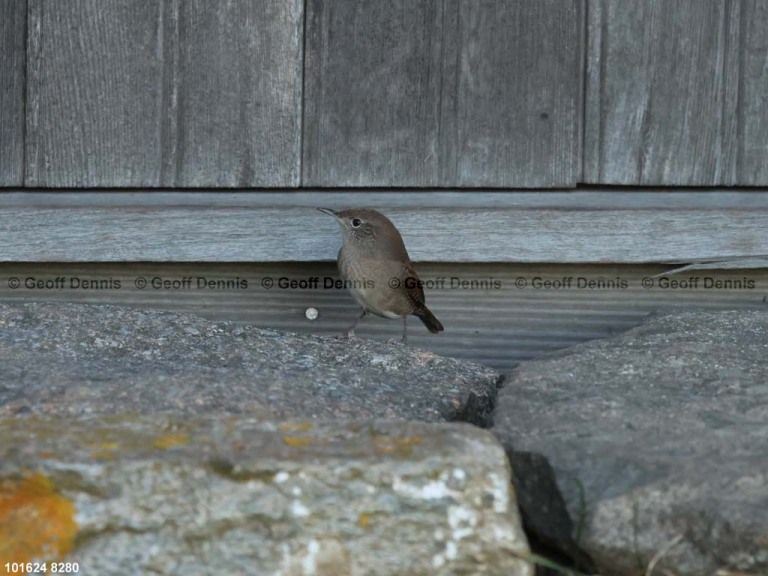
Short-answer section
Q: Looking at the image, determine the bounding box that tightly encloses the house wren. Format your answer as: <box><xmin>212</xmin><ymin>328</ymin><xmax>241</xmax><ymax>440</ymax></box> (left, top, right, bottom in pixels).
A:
<box><xmin>317</xmin><ymin>207</ymin><xmax>444</xmax><ymax>343</ymax></box>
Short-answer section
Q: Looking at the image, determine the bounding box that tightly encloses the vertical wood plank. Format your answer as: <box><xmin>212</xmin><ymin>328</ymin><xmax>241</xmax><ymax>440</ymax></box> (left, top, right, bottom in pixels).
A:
<box><xmin>303</xmin><ymin>0</ymin><xmax>446</xmax><ymax>187</ymax></box>
<box><xmin>303</xmin><ymin>0</ymin><xmax>584</xmax><ymax>188</ymax></box>
<box><xmin>0</xmin><ymin>0</ymin><xmax>26</xmax><ymax>186</ymax></box>
<box><xmin>171</xmin><ymin>0</ymin><xmax>303</xmax><ymax>187</ymax></box>
<box><xmin>25</xmin><ymin>0</ymin><xmax>302</xmax><ymax>187</ymax></box>
<box><xmin>454</xmin><ymin>0</ymin><xmax>584</xmax><ymax>187</ymax></box>
<box><xmin>582</xmin><ymin>0</ymin><xmax>603</xmax><ymax>184</ymax></box>
<box><xmin>739</xmin><ymin>0</ymin><xmax>768</xmax><ymax>184</ymax></box>
<box><xmin>584</xmin><ymin>0</ymin><xmax>753</xmax><ymax>186</ymax></box>
<box><xmin>26</xmin><ymin>0</ymin><xmax>165</xmax><ymax>187</ymax></box>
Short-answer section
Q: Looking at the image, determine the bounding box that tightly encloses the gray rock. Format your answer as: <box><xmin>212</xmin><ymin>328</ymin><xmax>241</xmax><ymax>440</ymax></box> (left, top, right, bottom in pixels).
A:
<box><xmin>494</xmin><ymin>309</ymin><xmax>768</xmax><ymax>576</ymax></box>
<box><xmin>0</xmin><ymin>302</ymin><xmax>499</xmax><ymax>425</ymax></box>
<box><xmin>0</xmin><ymin>416</ymin><xmax>533</xmax><ymax>576</ymax></box>
<box><xmin>508</xmin><ymin>450</ymin><xmax>596</xmax><ymax>576</ymax></box>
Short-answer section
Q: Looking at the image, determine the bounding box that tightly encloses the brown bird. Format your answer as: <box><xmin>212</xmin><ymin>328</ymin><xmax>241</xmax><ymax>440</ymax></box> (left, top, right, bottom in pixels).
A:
<box><xmin>318</xmin><ymin>207</ymin><xmax>444</xmax><ymax>343</ymax></box>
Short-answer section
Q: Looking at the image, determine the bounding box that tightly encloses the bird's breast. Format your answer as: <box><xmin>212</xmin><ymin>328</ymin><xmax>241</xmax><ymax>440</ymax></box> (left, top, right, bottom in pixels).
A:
<box><xmin>337</xmin><ymin>249</ymin><xmax>414</xmax><ymax>318</ymax></box>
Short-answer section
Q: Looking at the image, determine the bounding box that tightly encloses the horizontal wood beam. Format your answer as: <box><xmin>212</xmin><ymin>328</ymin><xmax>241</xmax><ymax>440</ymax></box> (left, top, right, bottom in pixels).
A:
<box><xmin>1</xmin><ymin>190</ymin><xmax>767</xmax><ymax>264</ymax></box>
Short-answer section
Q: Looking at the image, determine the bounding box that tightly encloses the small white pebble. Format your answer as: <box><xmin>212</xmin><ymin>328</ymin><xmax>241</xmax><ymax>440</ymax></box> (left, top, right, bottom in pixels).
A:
<box><xmin>274</xmin><ymin>471</ymin><xmax>289</xmax><ymax>483</ymax></box>
<box><xmin>305</xmin><ymin>307</ymin><xmax>319</xmax><ymax>321</ymax></box>
<box><xmin>302</xmin><ymin>539</ymin><xmax>320</xmax><ymax>575</ymax></box>
<box><xmin>292</xmin><ymin>500</ymin><xmax>310</xmax><ymax>517</ymax></box>
<box><xmin>445</xmin><ymin>541</ymin><xmax>458</xmax><ymax>560</ymax></box>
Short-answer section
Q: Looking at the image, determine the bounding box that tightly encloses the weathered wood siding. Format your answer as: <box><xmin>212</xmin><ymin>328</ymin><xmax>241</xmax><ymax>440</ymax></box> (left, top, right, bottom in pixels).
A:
<box><xmin>452</xmin><ymin>0</ymin><xmax>584</xmax><ymax>187</ymax></box>
<box><xmin>2</xmin><ymin>191</ymin><xmax>767</xmax><ymax>263</ymax></box>
<box><xmin>0</xmin><ymin>0</ymin><xmax>26</xmax><ymax>186</ymax></box>
<box><xmin>2</xmin><ymin>0</ymin><xmax>768</xmax><ymax>187</ymax></box>
<box><xmin>1</xmin><ymin>262</ymin><xmax>765</xmax><ymax>371</ymax></box>
<box><xmin>303</xmin><ymin>0</ymin><xmax>584</xmax><ymax>187</ymax></box>
<box><xmin>24</xmin><ymin>0</ymin><xmax>303</xmax><ymax>187</ymax></box>
<box><xmin>585</xmin><ymin>0</ymin><xmax>768</xmax><ymax>185</ymax></box>
<box><xmin>741</xmin><ymin>0</ymin><xmax>768</xmax><ymax>185</ymax></box>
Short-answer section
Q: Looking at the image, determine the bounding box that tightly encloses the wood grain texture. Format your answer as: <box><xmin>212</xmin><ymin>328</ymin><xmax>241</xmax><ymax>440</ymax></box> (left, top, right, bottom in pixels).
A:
<box><xmin>654</xmin><ymin>258</ymin><xmax>768</xmax><ymax>276</ymax></box>
<box><xmin>303</xmin><ymin>0</ymin><xmax>584</xmax><ymax>187</ymax></box>
<box><xmin>24</xmin><ymin>0</ymin><xmax>302</xmax><ymax>187</ymax></box>
<box><xmin>303</xmin><ymin>0</ymin><xmax>445</xmax><ymax>187</ymax></box>
<box><xmin>1</xmin><ymin>191</ymin><xmax>767</xmax><ymax>263</ymax></box>
<box><xmin>740</xmin><ymin>0</ymin><xmax>768</xmax><ymax>184</ymax></box>
<box><xmin>1</xmin><ymin>262</ymin><xmax>765</xmax><ymax>371</ymax></box>
<box><xmin>169</xmin><ymin>0</ymin><xmax>303</xmax><ymax>186</ymax></box>
<box><xmin>585</xmin><ymin>0</ymin><xmax>768</xmax><ymax>185</ymax></box>
<box><xmin>25</xmin><ymin>0</ymin><xmax>164</xmax><ymax>187</ymax></box>
<box><xmin>0</xmin><ymin>0</ymin><xmax>26</xmax><ymax>186</ymax></box>
<box><xmin>454</xmin><ymin>0</ymin><xmax>584</xmax><ymax>187</ymax></box>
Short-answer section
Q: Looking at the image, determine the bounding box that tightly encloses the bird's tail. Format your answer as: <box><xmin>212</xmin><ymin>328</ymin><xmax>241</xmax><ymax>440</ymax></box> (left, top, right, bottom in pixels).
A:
<box><xmin>414</xmin><ymin>307</ymin><xmax>444</xmax><ymax>334</ymax></box>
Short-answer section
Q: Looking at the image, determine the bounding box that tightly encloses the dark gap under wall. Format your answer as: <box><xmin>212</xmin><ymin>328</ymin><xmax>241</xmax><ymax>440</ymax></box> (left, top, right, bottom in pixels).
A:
<box><xmin>2</xmin><ymin>262</ymin><xmax>765</xmax><ymax>371</ymax></box>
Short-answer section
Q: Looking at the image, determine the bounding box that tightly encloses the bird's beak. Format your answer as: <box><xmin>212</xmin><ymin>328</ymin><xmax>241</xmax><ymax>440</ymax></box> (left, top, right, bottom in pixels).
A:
<box><xmin>316</xmin><ymin>207</ymin><xmax>339</xmax><ymax>218</ymax></box>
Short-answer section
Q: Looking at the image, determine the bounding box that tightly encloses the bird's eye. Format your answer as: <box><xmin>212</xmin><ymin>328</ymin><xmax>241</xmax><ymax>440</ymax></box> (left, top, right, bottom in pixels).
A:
<box><xmin>351</xmin><ymin>218</ymin><xmax>362</xmax><ymax>228</ymax></box>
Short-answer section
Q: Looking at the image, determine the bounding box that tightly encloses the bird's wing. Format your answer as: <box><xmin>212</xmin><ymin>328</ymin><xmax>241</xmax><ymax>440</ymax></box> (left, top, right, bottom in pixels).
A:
<box><xmin>402</xmin><ymin>261</ymin><xmax>427</xmax><ymax>310</ymax></box>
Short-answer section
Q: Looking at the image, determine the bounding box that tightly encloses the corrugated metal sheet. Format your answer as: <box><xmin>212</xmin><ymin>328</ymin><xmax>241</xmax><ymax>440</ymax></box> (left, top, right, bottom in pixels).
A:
<box><xmin>1</xmin><ymin>263</ymin><xmax>765</xmax><ymax>372</ymax></box>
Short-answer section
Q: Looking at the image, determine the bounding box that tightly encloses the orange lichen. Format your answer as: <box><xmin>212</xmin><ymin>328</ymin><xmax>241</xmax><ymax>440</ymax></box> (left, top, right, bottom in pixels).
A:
<box><xmin>0</xmin><ymin>473</ymin><xmax>77</xmax><ymax>569</ymax></box>
<box><xmin>97</xmin><ymin>441</ymin><xmax>120</xmax><ymax>450</ymax></box>
<box><xmin>279</xmin><ymin>422</ymin><xmax>314</xmax><ymax>433</ymax></box>
<box><xmin>357</xmin><ymin>513</ymin><xmax>372</xmax><ymax>529</ymax></box>
<box><xmin>152</xmin><ymin>434</ymin><xmax>189</xmax><ymax>450</ymax></box>
<box><xmin>91</xmin><ymin>440</ymin><xmax>120</xmax><ymax>460</ymax></box>
<box><xmin>371</xmin><ymin>435</ymin><xmax>422</xmax><ymax>456</ymax></box>
<box><xmin>282</xmin><ymin>436</ymin><xmax>312</xmax><ymax>448</ymax></box>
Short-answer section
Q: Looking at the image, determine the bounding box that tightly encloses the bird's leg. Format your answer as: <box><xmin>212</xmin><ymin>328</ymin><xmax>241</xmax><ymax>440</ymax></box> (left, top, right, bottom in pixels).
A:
<box><xmin>347</xmin><ymin>308</ymin><xmax>367</xmax><ymax>339</ymax></box>
<box><xmin>401</xmin><ymin>316</ymin><xmax>408</xmax><ymax>344</ymax></box>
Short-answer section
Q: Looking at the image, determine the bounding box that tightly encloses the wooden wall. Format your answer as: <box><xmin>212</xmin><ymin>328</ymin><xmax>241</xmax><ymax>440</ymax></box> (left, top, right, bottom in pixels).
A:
<box><xmin>2</xmin><ymin>1</ymin><xmax>767</xmax><ymax>367</ymax></box>
<box><xmin>303</xmin><ymin>0</ymin><xmax>583</xmax><ymax>187</ymax></box>
<box><xmin>585</xmin><ymin>0</ymin><xmax>768</xmax><ymax>185</ymax></box>
<box><xmin>3</xmin><ymin>0</ymin><xmax>768</xmax><ymax>188</ymax></box>
<box><xmin>1</xmin><ymin>189</ymin><xmax>766</xmax><ymax>370</ymax></box>
<box><xmin>0</xmin><ymin>0</ymin><xmax>26</xmax><ymax>186</ymax></box>
<box><xmin>23</xmin><ymin>0</ymin><xmax>303</xmax><ymax>187</ymax></box>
